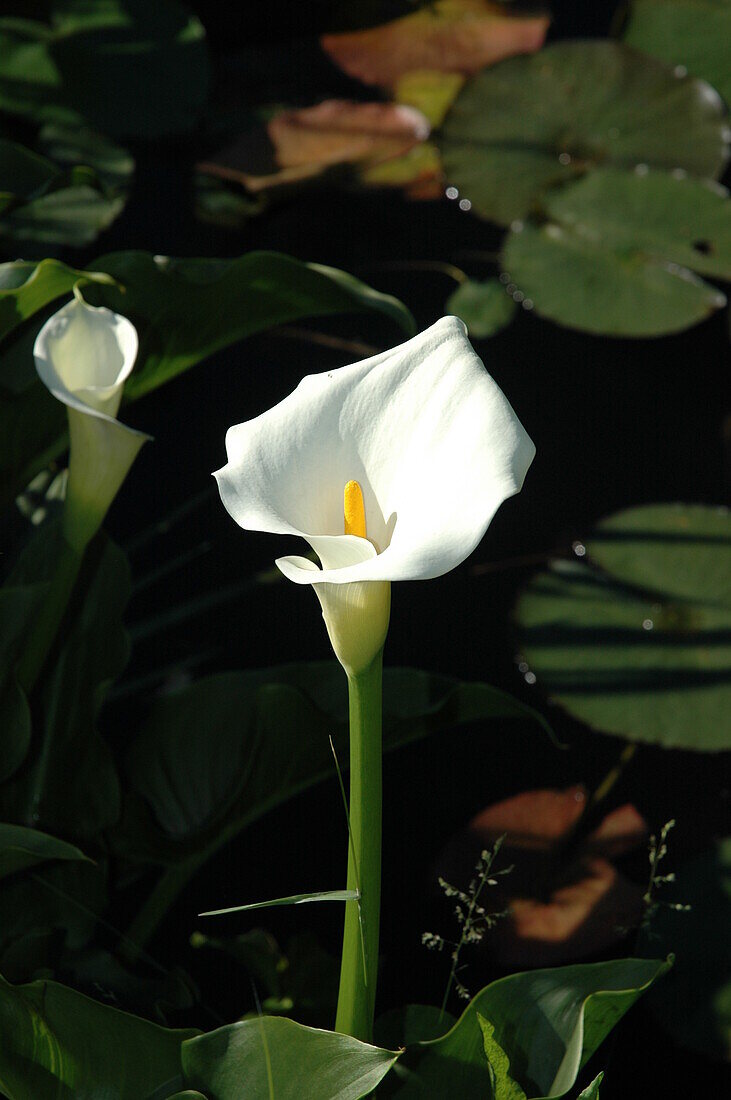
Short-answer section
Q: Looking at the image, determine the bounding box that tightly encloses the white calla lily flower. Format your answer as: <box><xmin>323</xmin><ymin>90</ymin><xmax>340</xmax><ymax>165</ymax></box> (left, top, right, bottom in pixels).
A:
<box><xmin>215</xmin><ymin>316</ymin><xmax>535</xmax><ymax>673</ymax></box>
<box><xmin>34</xmin><ymin>294</ymin><xmax>150</xmax><ymax>550</ymax></box>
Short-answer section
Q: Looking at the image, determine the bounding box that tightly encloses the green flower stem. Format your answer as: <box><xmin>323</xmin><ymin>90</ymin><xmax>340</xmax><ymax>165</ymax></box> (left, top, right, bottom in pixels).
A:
<box><xmin>15</xmin><ymin>535</ymin><xmax>83</xmax><ymax>695</ymax></box>
<box><xmin>335</xmin><ymin>651</ymin><xmax>383</xmax><ymax>1043</ymax></box>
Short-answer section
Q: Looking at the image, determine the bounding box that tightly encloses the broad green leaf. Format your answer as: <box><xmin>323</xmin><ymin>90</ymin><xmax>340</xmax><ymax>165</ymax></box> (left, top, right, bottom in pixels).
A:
<box><xmin>0</xmin><ymin>258</ymin><xmax>112</xmax><ymax>355</ymax></box>
<box><xmin>0</xmin><ymin>250</ymin><xmax>414</xmax><ymax>503</ymax></box>
<box><xmin>478</xmin><ymin>1013</ymin><xmax>528</xmax><ymax>1100</ymax></box>
<box><xmin>115</xmin><ymin>664</ymin><xmax>552</xmax><ymax>863</ymax></box>
<box><xmin>181</xmin><ymin>1015</ymin><xmax>400</xmax><ymax>1100</ymax></box>
<box><xmin>501</xmin><ymin>168</ymin><xmax>730</xmax><ymax>336</ymax></box>
<box><xmin>513</xmin><ymin>504</ymin><xmax>731</xmax><ymax>750</ymax></box>
<box><xmin>390</xmin><ymin>957</ymin><xmax>670</xmax><ymax>1098</ymax></box>
<box><xmin>446</xmin><ymin>279</ymin><xmax>517</xmax><ymax>338</ymax></box>
<box><xmin>0</xmin><ymin>823</ymin><xmax>90</xmax><ymax>880</ymax></box>
<box><xmin>91</xmin><ymin>252</ymin><xmax>416</xmax><ymax>399</ymax></box>
<box><xmin>0</xmin><ymin>0</ymin><xmax>209</xmax><ymax>139</ymax></box>
<box><xmin>639</xmin><ymin>838</ymin><xmax>731</xmax><ymax>1061</ymax></box>
<box><xmin>438</xmin><ymin>40</ymin><xmax>728</xmax><ymax>225</ymax></box>
<box><xmin>200</xmin><ymin>889</ymin><xmax>358</xmax><ymax>917</ymax></box>
<box><xmin>1</xmin><ymin>532</ymin><xmax>130</xmax><ymax>838</ymax></box>
<box><xmin>0</xmin><ymin>974</ymin><xmax>198</xmax><ymax>1100</ymax></box>
<box><xmin>623</xmin><ymin>0</ymin><xmax>731</xmax><ymax>108</ymax></box>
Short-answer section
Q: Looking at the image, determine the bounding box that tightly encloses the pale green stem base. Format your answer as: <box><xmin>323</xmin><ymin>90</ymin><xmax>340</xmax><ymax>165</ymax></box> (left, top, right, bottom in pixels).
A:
<box><xmin>335</xmin><ymin>652</ymin><xmax>383</xmax><ymax>1043</ymax></box>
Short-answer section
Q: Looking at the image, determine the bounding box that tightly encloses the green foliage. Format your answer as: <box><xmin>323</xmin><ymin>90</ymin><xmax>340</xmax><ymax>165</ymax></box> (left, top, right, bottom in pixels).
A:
<box><xmin>438</xmin><ymin>40</ymin><xmax>728</xmax><ymax>227</ymax></box>
<box><xmin>502</xmin><ymin>168</ymin><xmax>729</xmax><ymax>335</ymax></box>
<box><xmin>192</xmin><ymin>928</ymin><xmax>341</xmax><ymax>1024</ymax></box>
<box><xmin>0</xmin><ymin>529</ymin><xmax>130</xmax><ymax>838</ymax></box>
<box><xmin>623</xmin><ymin>0</ymin><xmax>731</xmax><ymax>107</ymax></box>
<box><xmin>479</xmin><ymin>1013</ymin><xmax>528</xmax><ymax>1100</ymax></box>
<box><xmin>0</xmin><ymin>0</ymin><xmax>209</xmax><ymax>140</ymax></box>
<box><xmin>445</xmin><ymin>278</ymin><xmax>517</xmax><ymax>338</ymax></box>
<box><xmin>639</xmin><ymin>838</ymin><xmax>731</xmax><ymax>1061</ymax></box>
<box><xmin>0</xmin><ymin>974</ymin><xmax>198</xmax><ymax>1100</ymax></box>
<box><xmin>180</xmin><ymin>1014</ymin><xmax>400</xmax><ymax>1100</ymax></box>
<box><xmin>387</xmin><ymin>957</ymin><xmax>670</xmax><ymax>1098</ymax></box>
<box><xmin>577</xmin><ymin>1075</ymin><xmax>603</xmax><ymax>1099</ymax></box>
<box><xmin>115</xmin><ymin>664</ymin><xmax>551</xmax><ymax>864</ymax></box>
<box><xmin>0</xmin><ymin>250</ymin><xmax>414</xmax><ymax>504</ymax></box>
<box><xmin>0</xmin><ymin>823</ymin><xmax>89</xmax><ymax>880</ymax></box>
<box><xmin>513</xmin><ymin>504</ymin><xmax>731</xmax><ymax>750</ymax></box>
<box><xmin>0</xmin><ymin>137</ymin><xmax>125</xmax><ymax>249</ymax></box>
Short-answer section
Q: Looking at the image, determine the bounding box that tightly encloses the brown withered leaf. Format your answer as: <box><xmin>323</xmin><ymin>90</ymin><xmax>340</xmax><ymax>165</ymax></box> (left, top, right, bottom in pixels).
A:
<box><xmin>435</xmin><ymin>788</ymin><xmax>648</xmax><ymax>968</ymax></box>
<box><xmin>321</xmin><ymin>0</ymin><xmax>550</xmax><ymax>91</ymax></box>
<box><xmin>199</xmin><ymin>99</ymin><xmax>431</xmax><ymax>194</ymax></box>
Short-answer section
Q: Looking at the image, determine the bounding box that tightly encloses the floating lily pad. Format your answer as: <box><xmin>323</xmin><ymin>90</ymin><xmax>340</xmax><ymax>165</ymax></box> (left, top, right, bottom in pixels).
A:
<box><xmin>623</xmin><ymin>0</ymin><xmax>731</xmax><ymax>109</ymax></box>
<box><xmin>501</xmin><ymin>168</ymin><xmax>730</xmax><ymax>335</ymax></box>
<box><xmin>446</xmin><ymin>278</ymin><xmax>517</xmax><ymax>338</ymax></box>
<box><xmin>438</xmin><ymin>40</ymin><xmax>729</xmax><ymax>225</ymax></box>
<box><xmin>514</xmin><ymin>504</ymin><xmax>731</xmax><ymax>751</ymax></box>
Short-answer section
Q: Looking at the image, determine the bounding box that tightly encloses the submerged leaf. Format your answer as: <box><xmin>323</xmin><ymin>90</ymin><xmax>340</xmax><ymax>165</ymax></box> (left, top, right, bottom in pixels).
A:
<box><xmin>321</xmin><ymin>0</ymin><xmax>549</xmax><ymax>90</ymax></box>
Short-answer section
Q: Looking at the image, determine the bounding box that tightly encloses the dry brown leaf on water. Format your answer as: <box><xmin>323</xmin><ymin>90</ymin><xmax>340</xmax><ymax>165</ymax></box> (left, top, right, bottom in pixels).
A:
<box><xmin>321</xmin><ymin>0</ymin><xmax>550</xmax><ymax>91</ymax></box>
<box><xmin>435</xmin><ymin>787</ymin><xmax>648</xmax><ymax>968</ymax></box>
<box><xmin>198</xmin><ymin>100</ymin><xmax>431</xmax><ymax>193</ymax></box>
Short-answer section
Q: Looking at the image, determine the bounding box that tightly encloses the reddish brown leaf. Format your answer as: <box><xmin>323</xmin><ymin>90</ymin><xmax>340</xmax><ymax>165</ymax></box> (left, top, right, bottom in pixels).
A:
<box><xmin>199</xmin><ymin>100</ymin><xmax>430</xmax><ymax>194</ymax></box>
<box><xmin>435</xmin><ymin>787</ymin><xmax>648</xmax><ymax>968</ymax></box>
<box><xmin>321</xmin><ymin>0</ymin><xmax>550</xmax><ymax>91</ymax></box>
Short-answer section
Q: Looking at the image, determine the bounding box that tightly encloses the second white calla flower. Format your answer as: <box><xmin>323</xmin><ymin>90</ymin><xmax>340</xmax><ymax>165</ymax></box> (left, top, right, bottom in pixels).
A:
<box><xmin>215</xmin><ymin>316</ymin><xmax>535</xmax><ymax>673</ymax></box>
<box><xmin>34</xmin><ymin>294</ymin><xmax>150</xmax><ymax>550</ymax></box>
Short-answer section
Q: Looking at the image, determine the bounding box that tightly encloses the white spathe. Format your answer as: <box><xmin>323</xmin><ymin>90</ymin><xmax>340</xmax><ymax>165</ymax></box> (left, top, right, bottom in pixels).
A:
<box><xmin>214</xmin><ymin>316</ymin><xmax>535</xmax><ymax>673</ymax></box>
<box><xmin>34</xmin><ymin>296</ymin><xmax>150</xmax><ymax>550</ymax></box>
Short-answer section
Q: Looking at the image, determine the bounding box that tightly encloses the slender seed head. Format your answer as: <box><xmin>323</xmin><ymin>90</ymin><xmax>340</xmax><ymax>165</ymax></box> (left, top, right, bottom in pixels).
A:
<box><xmin>344</xmin><ymin>480</ymin><xmax>367</xmax><ymax>539</ymax></box>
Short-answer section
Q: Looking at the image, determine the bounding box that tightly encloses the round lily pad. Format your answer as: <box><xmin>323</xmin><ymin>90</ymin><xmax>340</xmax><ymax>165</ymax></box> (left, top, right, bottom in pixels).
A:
<box><xmin>501</xmin><ymin>168</ymin><xmax>730</xmax><ymax>336</ymax></box>
<box><xmin>445</xmin><ymin>278</ymin><xmax>517</xmax><ymax>338</ymax></box>
<box><xmin>514</xmin><ymin>504</ymin><xmax>731</xmax><ymax>751</ymax></box>
<box><xmin>623</xmin><ymin>0</ymin><xmax>731</xmax><ymax>111</ymax></box>
<box><xmin>438</xmin><ymin>40</ymin><xmax>729</xmax><ymax>225</ymax></box>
